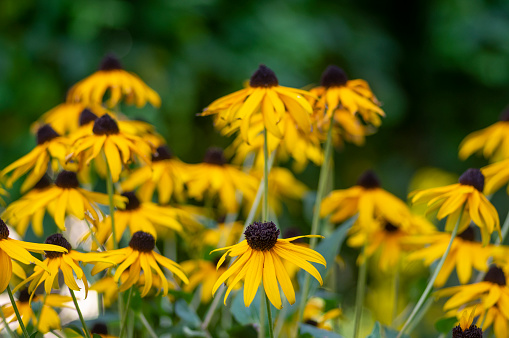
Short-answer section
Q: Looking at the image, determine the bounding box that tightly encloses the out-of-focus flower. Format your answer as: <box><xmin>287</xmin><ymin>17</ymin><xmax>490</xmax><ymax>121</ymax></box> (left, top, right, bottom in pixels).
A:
<box><xmin>203</xmin><ymin>222</ymin><xmax>245</xmax><ymax>249</ymax></box>
<box><xmin>181</xmin><ymin>259</ymin><xmax>231</xmax><ymax>303</ymax></box>
<box><xmin>302</xmin><ymin>297</ymin><xmax>342</xmax><ymax>331</ymax></box>
<box><xmin>451</xmin><ymin>308</ymin><xmax>483</xmax><ymax>338</ymax></box>
<box><xmin>482</xmin><ymin>159</ymin><xmax>509</xmax><ymax>195</ymax></box>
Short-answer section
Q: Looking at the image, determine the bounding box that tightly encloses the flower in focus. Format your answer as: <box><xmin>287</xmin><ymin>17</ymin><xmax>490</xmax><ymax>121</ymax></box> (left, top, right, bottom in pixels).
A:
<box><xmin>211</xmin><ymin>221</ymin><xmax>325</xmax><ymax>309</ymax></box>
<box><xmin>435</xmin><ymin>265</ymin><xmax>509</xmax><ymax>338</ymax></box>
<box><xmin>410</xmin><ymin>168</ymin><xmax>500</xmax><ymax>245</ymax></box>
<box><xmin>92</xmin><ymin>231</ymin><xmax>189</xmax><ymax>297</ymax></box>
<box><xmin>0</xmin><ymin>219</ymin><xmax>67</xmax><ymax>292</ymax></box>
<box><xmin>67</xmin><ymin>54</ymin><xmax>161</xmax><ymax>108</ymax></box>
<box><xmin>181</xmin><ymin>259</ymin><xmax>232</xmax><ymax>303</ymax></box>
<box><xmin>451</xmin><ymin>308</ymin><xmax>483</xmax><ymax>338</ymax></box>
<box><xmin>202</xmin><ymin>64</ymin><xmax>315</xmax><ymax>143</ymax></box>
<box><xmin>302</xmin><ymin>297</ymin><xmax>342</xmax><ymax>331</ymax></box>
<box><xmin>1</xmin><ymin>125</ymin><xmax>69</xmax><ymax>193</ymax></box>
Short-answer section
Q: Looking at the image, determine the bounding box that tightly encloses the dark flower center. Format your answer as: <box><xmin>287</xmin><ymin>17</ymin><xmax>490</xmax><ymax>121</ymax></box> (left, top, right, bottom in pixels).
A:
<box><xmin>0</xmin><ymin>219</ymin><xmax>9</xmax><ymax>240</ymax></box>
<box><xmin>203</xmin><ymin>147</ymin><xmax>226</xmax><ymax>166</ymax></box>
<box><xmin>91</xmin><ymin>323</ymin><xmax>109</xmax><ymax>335</ymax></box>
<box><xmin>92</xmin><ymin>114</ymin><xmax>120</xmax><ymax>135</ymax></box>
<box><xmin>459</xmin><ymin>168</ymin><xmax>484</xmax><ymax>192</ymax></box>
<box><xmin>304</xmin><ymin>319</ymin><xmax>319</xmax><ymax>327</ymax></box>
<box><xmin>357</xmin><ymin>170</ymin><xmax>381</xmax><ymax>189</ymax></box>
<box><xmin>249</xmin><ymin>65</ymin><xmax>279</xmax><ymax>88</ymax></box>
<box><xmin>55</xmin><ymin>171</ymin><xmax>80</xmax><ymax>189</ymax></box>
<box><xmin>384</xmin><ymin>222</ymin><xmax>399</xmax><ymax>233</ymax></box>
<box><xmin>320</xmin><ymin>65</ymin><xmax>348</xmax><ymax>88</ymax></box>
<box><xmin>452</xmin><ymin>324</ymin><xmax>483</xmax><ymax>338</ymax></box>
<box><xmin>44</xmin><ymin>234</ymin><xmax>72</xmax><ymax>258</ymax></box>
<box><xmin>458</xmin><ymin>226</ymin><xmax>476</xmax><ymax>242</ymax></box>
<box><xmin>152</xmin><ymin>146</ymin><xmax>173</xmax><ymax>162</ymax></box>
<box><xmin>37</xmin><ymin>125</ymin><xmax>60</xmax><ymax>145</ymax></box>
<box><xmin>18</xmin><ymin>289</ymin><xmax>31</xmax><ymax>303</ymax></box>
<box><xmin>245</xmin><ymin>221</ymin><xmax>280</xmax><ymax>251</ymax></box>
<box><xmin>122</xmin><ymin>192</ymin><xmax>141</xmax><ymax>211</ymax></box>
<box><xmin>499</xmin><ymin>107</ymin><xmax>509</xmax><ymax>121</ymax></box>
<box><xmin>483</xmin><ymin>266</ymin><xmax>506</xmax><ymax>286</ymax></box>
<box><xmin>79</xmin><ymin>109</ymin><xmax>99</xmax><ymax>126</ymax></box>
<box><xmin>129</xmin><ymin>231</ymin><xmax>155</xmax><ymax>252</ymax></box>
<box><xmin>33</xmin><ymin>175</ymin><xmax>52</xmax><ymax>190</ymax></box>
<box><xmin>99</xmin><ymin>54</ymin><xmax>123</xmax><ymax>71</ymax></box>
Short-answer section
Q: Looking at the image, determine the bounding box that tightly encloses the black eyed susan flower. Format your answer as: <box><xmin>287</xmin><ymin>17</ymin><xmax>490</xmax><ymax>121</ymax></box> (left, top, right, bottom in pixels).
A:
<box><xmin>67</xmin><ymin>54</ymin><xmax>161</xmax><ymax>108</ymax></box>
<box><xmin>410</xmin><ymin>168</ymin><xmax>500</xmax><ymax>246</ymax></box>
<box><xmin>451</xmin><ymin>308</ymin><xmax>483</xmax><ymax>338</ymax></box>
<box><xmin>1</xmin><ymin>124</ymin><xmax>69</xmax><ymax>193</ymax></box>
<box><xmin>187</xmin><ymin>147</ymin><xmax>259</xmax><ymax>213</ymax></box>
<box><xmin>302</xmin><ymin>297</ymin><xmax>342</xmax><ymax>331</ymax></box>
<box><xmin>211</xmin><ymin>221</ymin><xmax>326</xmax><ymax>309</ymax></box>
<box><xmin>202</xmin><ymin>65</ymin><xmax>315</xmax><ymax>143</ymax></box>
<box><xmin>0</xmin><ymin>219</ymin><xmax>67</xmax><ymax>293</ymax></box>
<box><xmin>91</xmin><ymin>231</ymin><xmax>189</xmax><ymax>297</ymax></box>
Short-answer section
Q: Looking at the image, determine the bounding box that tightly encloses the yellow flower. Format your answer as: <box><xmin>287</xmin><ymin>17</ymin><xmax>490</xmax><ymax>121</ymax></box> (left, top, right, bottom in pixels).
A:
<box><xmin>120</xmin><ymin>146</ymin><xmax>190</xmax><ymax>204</ymax></box>
<box><xmin>67</xmin><ymin>54</ymin><xmax>161</xmax><ymax>108</ymax></box>
<box><xmin>186</xmin><ymin>147</ymin><xmax>259</xmax><ymax>213</ymax></box>
<box><xmin>15</xmin><ymin>234</ymin><xmax>113</xmax><ymax>301</ymax></box>
<box><xmin>203</xmin><ymin>221</ymin><xmax>245</xmax><ymax>248</ymax></box>
<box><xmin>211</xmin><ymin>221</ymin><xmax>325</xmax><ymax>309</ymax></box>
<box><xmin>91</xmin><ymin>231</ymin><xmax>189</xmax><ymax>297</ymax></box>
<box><xmin>321</xmin><ymin>170</ymin><xmax>411</xmax><ymax>228</ymax></box>
<box><xmin>451</xmin><ymin>307</ymin><xmax>483</xmax><ymax>337</ymax></box>
<box><xmin>1</xmin><ymin>289</ymin><xmax>72</xmax><ymax>334</ymax></box>
<box><xmin>1</xmin><ymin>125</ymin><xmax>69</xmax><ymax>193</ymax></box>
<box><xmin>410</xmin><ymin>168</ymin><xmax>500</xmax><ymax>245</ymax></box>
<box><xmin>181</xmin><ymin>259</ymin><xmax>232</xmax><ymax>303</ymax></box>
<box><xmin>481</xmin><ymin>159</ymin><xmax>509</xmax><ymax>195</ymax></box>
<box><xmin>302</xmin><ymin>297</ymin><xmax>342</xmax><ymax>331</ymax></box>
<box><xmin>406</xmin><ymin>226</ymin><xmax>495</xmax><ymax>287</ymax></box>
<box><xmin>0</xmin><ymin>219</ymin><xmax>67</xmax><ymax>293</ymax></box>
<box><xmin>435</xmin><ymin>265</ymin><xmax>509</xmax><ymax>338</ymax></box>
<box><xmin>459</xmin><ymin>109</ymin><xmax>509</xmax><ymax>161</ymax></box>
<box><xmin>202</xmin><ymin>65</ymin><xmax>315</xmax><ymax>143</ymax></box>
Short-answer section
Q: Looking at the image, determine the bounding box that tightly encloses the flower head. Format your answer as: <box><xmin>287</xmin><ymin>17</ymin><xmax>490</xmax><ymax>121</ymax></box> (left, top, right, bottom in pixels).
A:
<box><xmin>181</xmin><ymin>259</ymin><xmax>233</xmax><ymax>303</ymax></box>
<box><xmin>451</xmin><ymin>308</ymin><xmax>483</xmax><ymax>338</ymax></box>
<box><xmin>211</xmin><ymin>221</ymin><xmax>325</xmax><ymax>309</ymax></box>
<box><xmin>302</xmin><ymin>297</ymin><xmax>342</xmax><ymax>331</ymax></box>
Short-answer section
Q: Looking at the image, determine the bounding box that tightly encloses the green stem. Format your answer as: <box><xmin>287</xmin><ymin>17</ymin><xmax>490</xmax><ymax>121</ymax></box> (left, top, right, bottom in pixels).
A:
<box><xmin>397</xmin><ymin>209</ymin><xmax>463</xmax><ymax>338</ymax></box>
<box><xmin>138</xmin><ymin>312</ymin><xmax>158</xmax><ymax>338</ymax></box>
<box><xmin>496</xmin><ymin>209</ymin><xmax>509</xmax><ymax>245</ymax></box>
<box><xmin>105</xmin><ymin>157</ymin><xmax>118</xmax><ymax>249</ymax></box>
<box><xmin>265</xmin><ymin>294</ymin><xmax>274</xmax><ymax>338</ymax></box>
<box><xmin>353</xmin><ymin>245</ymin><xmax>368</xmax><ymax>338</ymax></box>
<box><xmin>6</xmin><ymin>286</ymin><xmax>29</xmax><ymax>338</ymax></box>
<box><xmin>0</xmin><ymin>305</ymin><xmax>16</xmax><ymax>338</ymax></box>
<box><xmin>259</xmin><ymin>291</ymin><xmax>266</xmax><ymax>338</ymax></box>
<box><xmin>120</xmin><ymin>288</ymin><xmax>134</xmax><ymax>338</ymax></box>
<box><xmin>69</xmin><ymin>289</ymin><xmax>91</xmax><ymax>338</ymax></box>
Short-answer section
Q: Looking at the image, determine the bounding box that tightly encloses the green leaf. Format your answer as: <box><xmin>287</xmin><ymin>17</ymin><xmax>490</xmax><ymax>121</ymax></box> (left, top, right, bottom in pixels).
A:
<box><xmin>175</xmin><ymin>299</ymin><xmax>201</xmax><ymax>328</ymax></box>
<box><xmin>231</xmin><ymin>288</ymin><xmax>261</xmax><ymax>325</ymax></box>
<box><xmin>367</xmin><ymin>322</ymin><xmax>407</xmax><ymax>338</ymax></box>
<box><xmin>435</xmin><ymin>317</ymin><xmax>458</xmax><ymax>334</ymax></box>
<box><xmin>300</xmin><ymin>324</ymin><xmax>344</xmax><ymax>337</ymax></box>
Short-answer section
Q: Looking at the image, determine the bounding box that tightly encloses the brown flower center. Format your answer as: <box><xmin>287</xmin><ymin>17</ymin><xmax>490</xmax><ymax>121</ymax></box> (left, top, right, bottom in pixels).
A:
<box><xmin>129</xmin><ymin>231</ymin><xmax>155</xmax><ymax>252</ymax></box>
<box><xmin>91</xmin><ymin>323</ymin><xmax>109</xmax><ymax>335</ymax></box>
<box><xmin>122</xmin><ymin>192</ymin><xmax>141</xmax><ymax>211</ymax></box>
<box><xmin>203</xmin><ymin>147</ymin><xmax>226</xmax><ymax>166</ymax></box>
<box><xmin>92</xmin><ymin>114</ymin><xmax>119</xmax><ymax>135</ymax></box>
<box><xmin>33</xmin><ymin>175</ymin><xmax>52</xmax><ymax>190</ymax></box>
<box><xmin>384</xmin><ymin>222</ymin><xmax>399</xmax><ymax>233</ymax></box>
<box><xmin>245</xmin><ymin>221</ymin><xmax>280</xmax><ymax>251</ymax></box>
<box><xmin>44</xmin><ymin>234</ymin><xmax>72</xmax><ymax>258</ymax></box>
<box><xmin>320</xmin><ymin>65</ymin><xmax>348</xmax><ymax>88</ymax></box>
<box><xmin>152</xmin><ymin>146</ymin><xmax>173</xmax><ymax>162</ymax></box>
<box><xmin>357</xmin><ymin>170</ymin><xmax>381</xmax><ymax>189</ymax></box>
<box><xmin>37</xmin><ymin>125</ymin><xmax>60</xmax><ymax>145</ymax></box>
<box><xmin>458</xmin><ymin>168</ymin><xmax>484</xmax><ymax>192</ymax></box>
<box><xmin>452</xmin><ymin>324</ymin><xmax>483</xmax><ymax>338</ymax></box>
<box><xmin>18</xmin><ymin>289</ymin><xmax>31</xmax><ymax>303</ymax></box>
<box><xmin>0</xmin><ymin>219</ymin><xmax>9</xmax><ymax>240</ymax></box>
<box><xmin>458</xmin><ymin>226</ymin><xmax>476</xmax><ymax>242</ymax></box>
<box><xmin>249</xmin><ymin>65</ymin><xmax>279</xmax><ymax>88</ymax></box>
<box><xmin>483</xmin><ymin>265</ymin><xmax>506</xmax><ymax>286</ymax></box>
<box><xmin>79</xmin><ymin>109</ymin><xmax>98</xmax><ymax>126</ymax></box>
<box><xmin>99</xmin><ymin>54</ymin><xmax>123</xmax><ymax>71</ymax></box>
<box><xmin>55</xmin><ymin>171</ymin><xmax>80</xmax><ymax>189</ymax></box>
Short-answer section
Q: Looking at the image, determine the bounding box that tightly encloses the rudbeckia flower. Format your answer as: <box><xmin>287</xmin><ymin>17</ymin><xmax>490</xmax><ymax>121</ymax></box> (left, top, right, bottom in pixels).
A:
<box><xmin>67</xmin><ymin>54</ymin><xmax>161</xmax><ymax>108</ymax></box>
<box><xmin>91</xmin><ymin>231</ymin><xmax>189</xmax><ymax>297</ymax></box>
<box><xmin>120</xmin><ymin>146</ymin><xmax>190</xmax><ymax>204</ymax></box>
<box><xmin>186</xmin><ymin>147</ymin><xmax>259</xmax><ymax>213</ymax></box>
<box><xmin>321</xmin><ymin>170</ymin><xmax>411</xmax><ymax>228</ymax></box>
<box><xmin>0</xmin><ymin>219</ymin><xmax>67</xmax><ymax>293</ymax></box>
<box><xmin>435</xmin><ymin>265</ymin><xmax>509</xmax><ymax>338</ymax></box>
<box><xmin>69</xmin><ymin>114</ymin><xmax>152</xmax><ymax>182</ymax></box>
<box><xmin>451</xmin><ymin>308</ymin><xmax>483</xmax><ymax>338</ymax></box>
<box><xmin>211</xmin><ymin>221</ymin><xmax>326</xmax><ymax>309</ymax></box>
<box><xmin>181</xmin><ymin>259</ymin><xmax>231</xmax><ymax>303</ymax></box>
<box><xmin>202</xmin><ymin>64</ymin><xmax>315</xmax><ymax>143</ymax></box>
<box><xmin>302</xmin><ymin>297</ymin><xmax>342</xmax><ymax>331</ymax></box>
<box><xmin>410</xmin><ymin>168</ymin><xmax>500</xmax><ymax>246</ymax></box>
<box><xmin>459</xmin><ymin>108</ymin><xmax>509</xmax><ymax>162</ymax></box>
<box><xmin>1</xmin><ymin>124</ymin><xmax>69</xmax><ymax>193</ymax></box>
<box><xmin>1</xmin><ymin>289</ymin><xmax>72</xmax><ymax>334</ymax></box>
<box><xmin>407</xmin><ymin>225</ymin><xmax>495</xmax><ymax>287</ymax></box>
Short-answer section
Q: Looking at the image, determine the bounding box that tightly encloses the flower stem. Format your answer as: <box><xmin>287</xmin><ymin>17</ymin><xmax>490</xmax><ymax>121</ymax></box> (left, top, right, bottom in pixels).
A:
<box><xmin>69</xmin><ymin>289</ymin><xmax>91</xmax><ymax>338</ymax></box>
<box><xmin>259</xmin><ymin>290</ymin><xmax>266</xmax><ymax>338</ymax></box>
<box><xmin>105</xmin><ymin>157</ymin><xmax>118</xmax><ymax>249</ymax></box>
<box><xmin>120</xmin><ymin>288</ymin><xmax>134</xmax><ymax>338</ymax></box>
<box><xmin>0</xmin><ymin>305</ymin><xmax>16</xmax><ymax>338</ymax></box>
<box><xmin>138</xmin><ymin>312</ymin><xmax>158</xmax><ymax>338</ymax></box>
<box><xmin>353</xmin><ymin>245</ymin><xmax>368</xmax><ymax>338</ymax></box>
<box><xmin>265</xmin><ymin>294</ymin><xmax>274</xmax><ymax>338</ymax></box>
<box><xmin>6</xmin><ymin>286</ymin><xmax>29</xmax><ymax>338</ymax></box>
<box><xmin>496</xmin><ymin>209</ymin><xmax>509</xmax><ymax>245</ymax></box>
<box><xmin>396</xmin><ymin>209</ymin><xmax>463</xmax><ymax>338</ymax></box>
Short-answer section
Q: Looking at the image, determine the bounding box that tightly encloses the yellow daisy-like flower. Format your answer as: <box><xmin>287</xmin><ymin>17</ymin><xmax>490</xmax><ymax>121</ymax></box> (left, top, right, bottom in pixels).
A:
<box><xmin>451</xmin><ymin>307</ymin><xmax>483</xmax><ymax>337</ymax></box>
<box><xmin>203</xmin><ymin>221</ymin><xmax>245</xmax><ymax>249</ymax></box>
<box><xmin>435</xmin><ymin>265</ymin><xmax>509</xmax><ymax>338</ymax></box>
<box><xmin>0</xmin><ymin>219</ymin><xmax>67</xmax><ymax>293</ymax></box>
<box><xmin>202</xmin><ymin>64</ymin><xmax>315</xmax><ymax>143</ymax></box>
<box><xmin>406</xmin><ymin>225</ymin><xmax>495</xmax><ymax>287</ymax></box>
<box><xmin>91</xmin><ymin>231</ymin><xmax>189</xmax><ymax>297</ymax></box>
<box><xmin>1</xmin><ymin>125</ymin><xmax>69</xmax><ymax>193</ymax></box>
<box><xmin>211</xmin><ymin>221</ymin><xmax>325</xmax><ymax>309</ymax></box>
<box><xmin>321</xmin><ymin>170</ymin><xmax>411</xmax><ymax>228</ymax></box>
<box><xmin>120</xmin><ymin>145</ymin><xmax>190</xmax><ymax>204</ymax></box>
<box><xmin>67</xmin><ymin>54</ymin><xmax>161</xmax><ymax>108</ymax></box>
<box><xmin>181</xmin><ymin>259</ymin><xmax>232</xmax><ymax>303</ymax></box>
<box><xmin>186</xmin><ymin>147</ymin><xmax>259</xmax><ymax>213</ymax></box>
<box><xmin>302</xmin><ymin>297</ymin><xmax>342</xmax><ymax>331</ymax></box>
<box><xmin>69</xmin><ymin>114</ymin><xmax>151</xmax><ymax>182</ymax></box>
<box><xmin>1</xmin><ymin>289</ymin><xmax>72</xmax><ymax>334</ymax></box>
<box><xmin>410</xmin><ymin>168</ymin><xmax>500</xmax><ymax>246</ymax></box>
<box><xmin>459</xmin><ymin>108</ymin><xmax>509</xmax><ymax>162</ymax></box>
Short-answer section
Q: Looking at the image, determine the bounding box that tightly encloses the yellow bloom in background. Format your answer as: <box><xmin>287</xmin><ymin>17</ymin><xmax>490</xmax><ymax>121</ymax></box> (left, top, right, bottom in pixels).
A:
<box><xmin>91</xmin><ymin>231</ymin><xmax>189</xmax><ymax>297</ymax></box>
<box><xmin>120</xmin><ymin>145</ymin><xmax>190</xmax><ymax>204</ymax></box>
<box><xmin>406</xmin><ymin>225</ymin><xmax>495</xmax><ymax>287</ymax></box>
<box><xmin>459</xmin><ymin>108</ymin><xmax>509</xmax><ymax>162</ymax></box>
<box><xmin>186</xmin><ymin>147</ymin><xmax>259</xmax><ymax>213</ymax></box>
<box><xmin>181</xmin><ymin>259</ymin><xmax>231</xmax><ymax>303</ymax></box>
<box><xmin>0</xmin><ymin>219</ymin><xmax>67</xmax><ymax>293</ymax></box>
<box><xmin>1</xmin><ymin>125</ymin><xmax>69</xmax><ymax>193</ymax></box>
<box><xmin>1</xmin><ymin>289</ymin><xmax>72</xmax><ymax>334</ymax></box>
<box><xmin>435</xmin><ymin>265</ymin><xmax>509</xmax><ymax>338</ymax></box>
<box><xmin>67</xmin><ymin>54</ymin><xmax>161</xmax><ymax>108</ymax></box>
<box><xmin>321</xmin><ymin>170</ymin><xmax>411</xmax><ymax>228</ymax></box>
<box><xmin>202</xmin><ymin>64</ymin><xmax>315</xmax><ymax>143</ymax></box>
<box><xmin>410</xmin><ymin>168</ymin><xmax>500</xmax><ymax>245</ymax></box>
<box><xmin>481</xmin><ymin>159</ymin><xmax>509</xmax><ymax>195</ymax></box>
<box><xmin>302</xmin><ymin>297</ymin><xmax>342</xmax><ymax>331</ymax></box>
<box><xmin>203</xmin><ymin>221</ymin><xmax>245</xmax><ymax>249</ymax></box>
<box><xmin>211</xmin><ymin>221</ymin><xmax>325</xmax><ymax>309</ymax></box>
